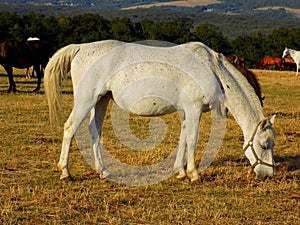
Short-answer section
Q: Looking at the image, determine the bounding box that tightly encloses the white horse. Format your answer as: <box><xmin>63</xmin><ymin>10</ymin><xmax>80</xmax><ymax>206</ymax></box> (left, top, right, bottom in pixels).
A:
<box><xmin>282</xmin><ymin>47</ymin><xmax>300</xmax><ymax>76</ymax></box>
<box><xmin>44</xmin><ymin>40</ymin><xmax>276</xmax><ymax>182</ymax></box>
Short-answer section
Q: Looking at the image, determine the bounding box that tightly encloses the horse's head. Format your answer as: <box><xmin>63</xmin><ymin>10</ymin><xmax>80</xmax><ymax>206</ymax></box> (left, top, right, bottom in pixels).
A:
<box><xmin>244</xmin><ymin>115</ymin><xmax>276</xmax><ymax>180</ymax></box>
<box><xmin>282</xmin><ymin>47</ymin><xmax>289</xmax><ymax>59</ymax></box>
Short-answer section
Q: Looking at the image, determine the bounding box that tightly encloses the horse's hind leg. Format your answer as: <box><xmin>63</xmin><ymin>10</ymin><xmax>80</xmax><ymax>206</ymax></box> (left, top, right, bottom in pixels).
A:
<box><xmin>89</xmin><ymin>93</ymin><xmax>111</xmax><ymax>179</ymax></box>
<box><xmin>58</xmin><ymin>99</ymin><xmax>95</xmax><ymax>180</ymax></box>
<box><xmin>4</xmin><ymin>66</ymin><xmax>16</xmax><ymax>93</ymax></box>
<box><xmin>32</xmin><ymin>64</ymin><xmax>42</xmax><ymax>92</ymax></box>
<box><xmin>58</xmin><ymin>113</ymin><xmax>74</xmax><ymax>180</ymax></box>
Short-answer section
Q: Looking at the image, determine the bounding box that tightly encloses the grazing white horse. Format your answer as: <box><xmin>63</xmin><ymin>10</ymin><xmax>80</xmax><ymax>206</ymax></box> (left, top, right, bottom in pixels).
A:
<box><xmin>44</xmin><ymin>40</ymin><xmax>276</xmax><ymax>182</ymax></box>
<box><xmin>282</xmin><ymin>47</ymin><xmax>300</xmax><ymax>76</ymax></box>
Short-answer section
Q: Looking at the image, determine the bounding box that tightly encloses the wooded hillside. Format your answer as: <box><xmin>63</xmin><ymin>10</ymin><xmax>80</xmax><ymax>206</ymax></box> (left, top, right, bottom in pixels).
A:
<box><xmin>0</xmin><ymin>10</ymin><xmax>299</xmax><ymax>69</ymax></box>
<box><xmin>1</xmin><ymin>0</ymin><xmax>299</xmax><ymax>11</ymax></box>
<box><xmin>0</xmin><ymin>1</ymin><xmax>299</xmax><ymax>69</ymax></box>
<box><xmin>0</xmin><ymin>3</ymin><xmax>299</xmax><ymax>39</ymax></box>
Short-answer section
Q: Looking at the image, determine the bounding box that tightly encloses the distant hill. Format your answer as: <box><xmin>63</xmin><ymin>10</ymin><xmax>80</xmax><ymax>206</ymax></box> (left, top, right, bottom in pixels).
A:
<box><xmin>0</xmin><ymin>0</ymin><xmax>299</xmax><ymax>39</ymax></box>
<box><xmin>122</xmin><ymin>0</ymin><xmax>221</xmax><ymax>10</ymax></box>
<box><xmin>1</xmin><ymin>0</ymin><xmax>300</xmax><ymax>12</ymax></box>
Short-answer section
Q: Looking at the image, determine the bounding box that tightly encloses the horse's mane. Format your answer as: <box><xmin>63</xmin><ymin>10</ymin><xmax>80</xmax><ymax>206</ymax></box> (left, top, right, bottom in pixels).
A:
<box><xmin>217</xmin><ymin>53</ymin><xmax>264</xmax><ymax>119</ymax></box>
<box><xmin>230</xmin><ymin>62</ymin><xmax>264</xmax><ymax>106</ymax></box>
<box><xmin>191</xmin><ymin>43</ymin><xmax>264</xmax><ymax>120</ymax></box>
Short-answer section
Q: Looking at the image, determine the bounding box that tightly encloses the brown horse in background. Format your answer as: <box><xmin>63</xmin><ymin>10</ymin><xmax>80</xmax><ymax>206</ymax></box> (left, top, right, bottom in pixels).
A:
<box><xmin>258</xmin><ymin>56</ymin><xmax>283</xmax><ymax>70</ymax></box>
<box><xmin>229</xmin><ymin>57</ymin><xmax>264</xmax><ymax>107</ymax></box>
<box><xmin>0</xmin><ymin>39</ymin><xmax>49</xmax><ymax>92</ymax></box>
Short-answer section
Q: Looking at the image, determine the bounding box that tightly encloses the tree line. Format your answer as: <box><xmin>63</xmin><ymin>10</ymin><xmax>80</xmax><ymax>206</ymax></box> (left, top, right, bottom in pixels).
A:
<box><xmin>1</xmin><ymin>11</ymin><xmax>300</xmax><ymax>68</ymax></box>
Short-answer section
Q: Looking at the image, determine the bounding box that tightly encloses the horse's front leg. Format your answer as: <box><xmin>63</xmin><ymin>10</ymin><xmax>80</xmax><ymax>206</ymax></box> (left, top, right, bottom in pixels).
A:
<box><xmin>174</xmin><ymin>117</ymin><xmax>187</xmax><ymax>179</ymax></box>
<box><xmin>185</xmin><ymin>112</ymin><xmax>201</xmax><ymax>183</ymax></box>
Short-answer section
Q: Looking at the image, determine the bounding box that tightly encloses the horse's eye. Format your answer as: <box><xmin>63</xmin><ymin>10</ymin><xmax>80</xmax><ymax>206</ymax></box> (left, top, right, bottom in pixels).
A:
<box><xmin>261</xmin><ymin>142</ymin><xmax>268</xmax><ymax>150</ymax></box>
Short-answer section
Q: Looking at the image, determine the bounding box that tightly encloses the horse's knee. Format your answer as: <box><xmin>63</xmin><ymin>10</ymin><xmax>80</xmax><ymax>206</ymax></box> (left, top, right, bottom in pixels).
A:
<box><xmin>64</xmin><ymin>117</ymin><xmax>74</xmax><ymax>132</ymax></box>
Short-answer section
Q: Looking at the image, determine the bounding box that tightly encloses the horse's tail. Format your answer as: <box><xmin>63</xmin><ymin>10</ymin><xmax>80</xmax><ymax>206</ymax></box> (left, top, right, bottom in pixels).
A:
<box><xmin>44</xmin><ymin>44</ymin><xmax>80</xmax><ymax>126</ymax></box>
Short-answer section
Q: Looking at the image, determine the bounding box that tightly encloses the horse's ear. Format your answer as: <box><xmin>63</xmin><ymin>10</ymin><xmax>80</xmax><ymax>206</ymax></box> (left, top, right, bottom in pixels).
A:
<box><xmin>270</xmin><ymin>114</ymin><xmax>276</xmax><ymax>125</ymax></box>
<box><xmin>259</xmin><ymin>115</ymin><xmax>275</xmax><ymax>130</ymax></box>
<box><xmin>260</xmin><ymin>119</ymin><xmax>268</xmax><ymax>129</ymax></box>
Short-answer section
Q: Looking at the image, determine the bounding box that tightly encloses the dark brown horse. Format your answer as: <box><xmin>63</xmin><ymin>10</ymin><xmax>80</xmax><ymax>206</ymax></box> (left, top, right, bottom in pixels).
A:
<box><xmin>0</xmin><ymin>39</ymin><xmax>49</xmax><ymax>92</ymax></box>
<box><xmin>227</xmin><ymin>55</ymin><xmax>245</xmax><ymax>67</ymax></box>
<box><xmin>258</xmin><ymin>56</ymin><xmax>283</xmax><ymax>70</ymax></box>
<box><xmin>283</xmin><ymin>57</ymin><xmax>296</xmax><ymax>71</ymax></box>
<box><xmin>229</xmin><ymin>57</ymin><xmax>264</xmax><ymax>107</ymax></box>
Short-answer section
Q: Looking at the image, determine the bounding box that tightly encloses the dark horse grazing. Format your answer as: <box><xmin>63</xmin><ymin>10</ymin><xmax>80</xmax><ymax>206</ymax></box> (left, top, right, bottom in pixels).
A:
<box><xmin>0</xmin><ymin>39</ymin><xmax>49</xmax><ymax>92</ymax></box>
<box><xmin>283</xmin><ymin>57</ymin><xmax>296</xmax><ymax>71</ymax></box>
<box><xmin>227</xmin><ymin>55</ymin><xmax>245</xmax><ymax>67</ymax></box>
<box><xmin>229</xmin><ymin>57</ymin><xmax>264</xmax><ymax>107</ymax></box>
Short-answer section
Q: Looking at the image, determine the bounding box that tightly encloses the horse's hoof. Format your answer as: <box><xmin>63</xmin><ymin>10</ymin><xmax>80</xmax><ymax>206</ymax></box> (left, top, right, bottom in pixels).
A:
<box><xmin>60</xmin><ymin>173</ymin><xmax>73</xmax><ymax>180</ymax></box>
<box><xmin>187</xmin><ymin>170</ymin><xmax>200</xmax><ymax>183</ymax></box>
<box><xmin>190</xmin><ymin>176</ymin><xmax>200</xmax><ymax>184</ymax></box>
<box><xmin>176</xmin><ymin>170</ymin><xmax>186</xmax><ymax>180</ymax></box>
<box><xmin>100</xmin><ymin>170</ymin><xmax>110</xmax><ymax>179</ymax></box>
<box><xmin>7</xmin><ymin>87</ymin><xmax>17</xmax><ymax>93</ymax></box>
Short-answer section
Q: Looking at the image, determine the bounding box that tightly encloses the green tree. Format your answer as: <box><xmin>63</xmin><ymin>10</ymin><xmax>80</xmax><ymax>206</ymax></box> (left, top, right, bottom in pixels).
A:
<box><xmin>193</xmin><ymin>24</ymin><xmax>232</xmax><ymax>55</ymax></box>
<box><xmin>231</xmin><ymin>33</ymin><xmax>266</xmax><ymax>68</ymax></box>
<box><xmin>0</xmin><ymin>12</ymin><xmax>20</xmax><ymax>41</ymax></box>
<box><xmin>110</xmin><ymin>17</ymin><xmax>138</xmax><ymax>42</ymax></box>
<box><xmin>71</xmin><ymin>14</ymin><xmax>110</xmax><ymax>43</ymax></box>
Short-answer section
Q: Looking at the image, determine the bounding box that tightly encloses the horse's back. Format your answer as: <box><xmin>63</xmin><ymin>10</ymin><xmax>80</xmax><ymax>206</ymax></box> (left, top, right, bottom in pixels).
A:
<box><xmin>71</xmin><ymin>40</ymin><xmax>124</xmax><ymax>87</ymax></box>
<box><xmin>259</xmin><ymin>56</ymin><xmax>283</xmax><ymax>69</ymax></box>
<box><xmin>76</xmin><ymin>41</ymin><xmax>225</xmax><ymax>115</ymax></box>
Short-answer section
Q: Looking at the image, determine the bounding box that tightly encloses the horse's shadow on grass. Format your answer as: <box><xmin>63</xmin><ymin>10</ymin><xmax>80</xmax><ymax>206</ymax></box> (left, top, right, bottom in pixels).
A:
<box><xmin>0</xmin><ymin>89</ymin><xmax>45</xmax><ymax>95</ymax></box>
<box><xmin>274</xmin><ymin>155</ymin><xmax>300</xmax><ymax>171</ymax></box>
<box><xmin>213</xmin><ymin>154</ymin><xmax>300</xmax><ymax>172</ymax></box>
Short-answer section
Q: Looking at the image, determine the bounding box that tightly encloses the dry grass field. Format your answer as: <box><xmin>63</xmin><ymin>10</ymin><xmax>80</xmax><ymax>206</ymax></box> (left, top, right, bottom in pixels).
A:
<box><xmin>0</xmin><ymin>67</ymin><xmax>299</xmax><ymax>224</ymax></box>
<box><xmin>256</xmin><ymin>7</ymin><xmax>300</xmax><ymax>18</ymax></box>
<box><xmin>122</xmin><ymin>0</ymin><xmax>220</xmax><ymax>10</ymax></box>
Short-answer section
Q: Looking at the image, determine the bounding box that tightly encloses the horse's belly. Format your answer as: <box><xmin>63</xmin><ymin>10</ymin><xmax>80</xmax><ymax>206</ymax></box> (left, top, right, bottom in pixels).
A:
<box><xmin>115</xmin><ymin>96</ymin><xmax>177</xmax><ymax>116</ymax></box>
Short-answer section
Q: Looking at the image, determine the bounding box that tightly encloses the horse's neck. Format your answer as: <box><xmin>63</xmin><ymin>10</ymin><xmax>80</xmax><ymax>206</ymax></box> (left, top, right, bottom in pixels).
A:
<box><xmin>188</xmin><ymin>43</ymin><xmax>264</xmax><ymax>140</ymax></box>
<box><xmin>226</xmin><ymin>92</ymin><xmax>263</xmax><ymax>139</ymax></box>
<box><xmin>217</xmin><ymin>55</ymin><xmax>265</xmax><ymax>140</ymax></box>
<box><xmin>290</xmin><ymin>49</ymin><xmax>300</xmax><ymax>61</ymax></box>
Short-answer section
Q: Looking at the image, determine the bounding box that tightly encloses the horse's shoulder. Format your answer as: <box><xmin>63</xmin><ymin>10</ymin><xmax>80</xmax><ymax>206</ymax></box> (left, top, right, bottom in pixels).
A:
<box><xmin>181</xmin><ymin>42</ymin><xmax>218</xmax><ymax>61</ymax></box>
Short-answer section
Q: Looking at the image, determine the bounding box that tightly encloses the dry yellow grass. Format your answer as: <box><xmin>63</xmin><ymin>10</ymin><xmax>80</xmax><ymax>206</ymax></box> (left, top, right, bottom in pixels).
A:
<box><xmin>256</xmin><ymin>7</ymin><xmax>300</xmax><ymax>18</ymax></box>
<box><xmin>0</xmin><ymin>67</ymin><xmax>299</xmax><ymax>224</ymax></box>
<box><xmin>122</xmin><ymin>0</ymin><xmax>220</xmax><ymax>10</ymax></box>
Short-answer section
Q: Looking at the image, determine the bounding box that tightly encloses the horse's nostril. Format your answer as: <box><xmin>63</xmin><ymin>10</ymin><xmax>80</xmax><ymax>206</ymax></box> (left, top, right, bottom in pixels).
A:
<box><xmin>265</xmin><ymin>175</ymin><xmax>273</xmax><ymax>180</ymax></box>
